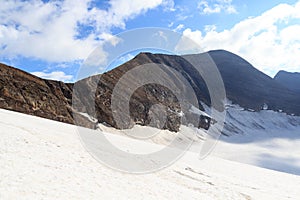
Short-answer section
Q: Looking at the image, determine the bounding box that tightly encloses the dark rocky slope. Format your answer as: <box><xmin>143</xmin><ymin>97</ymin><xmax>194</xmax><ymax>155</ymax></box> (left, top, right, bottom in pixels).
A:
<box><xmin>0</xmin><ymin>63</ymin><xmax>73</xmax><ymax>124</ymax></box>
<box><xmin>274</xmin><ymin>70</ymin><xmax>300</xmax><ymax>93</ymax></box>
<box><xmin>0</xmin><ymin>63</ymin><xmax>97</xmax><ymax>129</ymax></box>
<box><xmin>206</xmin><ymin>50</ymin><xmax>300</xmax><ymax>114</ymax></box>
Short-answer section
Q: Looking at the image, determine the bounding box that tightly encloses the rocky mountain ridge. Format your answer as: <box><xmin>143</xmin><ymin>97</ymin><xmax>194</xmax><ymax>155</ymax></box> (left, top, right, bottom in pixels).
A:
<box><xmin>274</xmin><ymin>70</ymin><xmax>300</xmax><ymax>93</ymax></box>
<box><xmin>0</xmin><ymin>63</ymin><xmax>73</xmax><ymax>124</ymax></box>
<box><xmin>1</xmin><ymin>50</ymin><xmax>300</xmax><ymax>132</ymax></box>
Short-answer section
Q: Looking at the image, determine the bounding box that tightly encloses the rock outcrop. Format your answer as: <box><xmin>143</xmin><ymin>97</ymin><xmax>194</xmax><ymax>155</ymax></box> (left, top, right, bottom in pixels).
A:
<box><xmin>0</xmin><ymin>63</ymin><xmax>74</xmax><ymax>124</ymax></box>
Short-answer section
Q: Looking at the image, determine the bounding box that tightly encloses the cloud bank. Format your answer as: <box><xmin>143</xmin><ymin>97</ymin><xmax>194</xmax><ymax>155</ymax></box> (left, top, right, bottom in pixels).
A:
<box><xmin>0</xmin><ymin>0</ymin><xmax>169</xmax><ymax>62</ymax></box>
<box><xmin>183</xmin><ymin>1</ymin><xmax>300</xmax><ymax>76</ymax></box>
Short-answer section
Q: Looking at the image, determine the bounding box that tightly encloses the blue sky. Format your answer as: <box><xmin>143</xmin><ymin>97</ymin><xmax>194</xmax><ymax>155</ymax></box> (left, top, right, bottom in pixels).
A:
<box><xmin>0</xmin><ymin>0</ymin><xmax>300</xmax><ymax>82</ymax></box>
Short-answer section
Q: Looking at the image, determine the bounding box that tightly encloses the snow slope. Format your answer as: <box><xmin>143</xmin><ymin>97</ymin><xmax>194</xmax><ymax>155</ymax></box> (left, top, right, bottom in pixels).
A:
<box><xmin>1</xmin><ymin>108</ymin><xmax>300</xmax><ymax>199</ymax></box>
<box><xmin>211</xmin><ymin>103</ymin><xmax>300</xmax><ymax>175</ymax></box>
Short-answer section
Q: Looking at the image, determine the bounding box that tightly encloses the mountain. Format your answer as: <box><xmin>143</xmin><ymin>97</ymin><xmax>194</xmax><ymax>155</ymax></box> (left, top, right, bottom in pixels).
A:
<box><xmin>0</xmin><ymin>63</ymin><xmax>73</xmax><ymax>124</ymax></box>
<box><xmin>0</xmin><ymin>63</ymin><xmax>95</xmax><ymax>129</ymax></box>
<box><xmin>187</xmin><ymin>50</ymin><xmax>300</xmax><ymax>114</ymax></box>
<box><xmin>1</xmin><ymin>50</ymin><xmax>300</xmax><ymax>132</ymax></box>
<box><xmin>274</xmin><ymin>70</ymin><xmax>300</xmax><ymax>93</ymax></box>
<box><xmin>76</xmin><ymin>50</ymin><xmax>300</xmax><ymax>130</ymax></box>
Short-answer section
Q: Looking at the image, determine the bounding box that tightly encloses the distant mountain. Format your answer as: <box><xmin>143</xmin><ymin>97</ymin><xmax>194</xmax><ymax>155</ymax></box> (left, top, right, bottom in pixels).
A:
<box><xmin>205</xmin><ymin>50</ymin><xmax>300</xmax><ymax>114</ymax></box>
<box><xmin>1</xmin><ymin>50</ymin><xmax>300</xmax><ymax>133</ymax></box>
<box><xmin>274</xmin><ymin>70</ymin><xmax>300</xmax><ymax>93</ymax></box>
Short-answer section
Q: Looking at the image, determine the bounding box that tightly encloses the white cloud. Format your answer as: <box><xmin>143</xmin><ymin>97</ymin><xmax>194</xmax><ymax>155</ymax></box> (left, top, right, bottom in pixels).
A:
<box><xmin>204</xmin><ymin>24</ymin><xmax>217</xmax><ymax>32</ymax></box>
<box><xmin>176</xmin><ymin>13</ymin><xmax>190</xmax><ymax>21</ymax></box>
<box><xmin>162</xmin><ymin>0</ymin><xmax>176</xmax><ymax>12</ymax></box>
<box><xmin>0</xmin><ymin>0</ymin><xmax>94</xmax><ymax>62</ymax></box>
<box><xmin>198</xmin><ymin>0</ymin><xmax>237</xmax><ymax>15</ymax></box>
<box><xmin>175</xmin><ymin>28</ymin><xmax>203</xmax><ymax>54</ymax></box>
<box><xmin>90</xmin><ymin>0</ymin><xmax>165</xmax><ymax>31</ymax></box>
<box><xmin>181</xmin><ymin>1</ymin><xmax>300</xmax><ymax>76</ymax></box>
<box><xmin>154</xmin><ymin>30</ymin><xmax>169</xmax><ymax>43</ymax></box>
<box><xmin>98</xmin><ymin>33</ymin><xmax>122</xmax><ymax>46</ymax></box>
<box><xmin>0</xmin><ymin>0</ymin><xmax>168</xmax><ymax>63</ymax></box>
<box><xmin>31</xmin><ymin>71</ymin><xmax>74</xmax><ymax>82</ymax></box>
<box><xmin>173</xmin><ymin>24</ymin><xmax>185</xmax><ymax>32</ymax></box>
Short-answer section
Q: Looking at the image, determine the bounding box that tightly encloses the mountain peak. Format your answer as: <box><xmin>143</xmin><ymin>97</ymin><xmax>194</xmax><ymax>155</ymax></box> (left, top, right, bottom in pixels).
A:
<box><xmin>207</xmin><ymin>49</ymin><xmax>235</xmax><ymax>54</ymax></box>
<box><xmin>275</xmin><ymin>70</ymin><xmax>300</xmax><ymax>76</ymax></box>
<box><xmin>274</xmin><ymin>70</ymin><xmax>300</xmax><ymax>93</ymax></box>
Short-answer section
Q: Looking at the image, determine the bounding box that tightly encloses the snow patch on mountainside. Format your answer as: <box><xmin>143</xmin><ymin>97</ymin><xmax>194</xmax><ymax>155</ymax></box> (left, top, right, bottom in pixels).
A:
<box><xmin>200</xmin><ymin>100</ymin><xmax>300</xmax><ymax>136</ymax></box>
<box><xmin>223</xmin><ymin>103</ymin><xmax>300</xmax><ymax>136</ymax></box>
<box><xmin>204</xmin><ymin>101</ymin><xmax>300</xmax><ymax>175</ymax></box>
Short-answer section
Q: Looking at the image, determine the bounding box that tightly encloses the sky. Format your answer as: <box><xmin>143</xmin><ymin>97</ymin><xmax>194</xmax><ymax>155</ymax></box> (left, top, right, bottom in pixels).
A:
<box><xmin>0</xmin><ymin>0</ymin><xmax>300</xmax><ymax>82</ymax></box>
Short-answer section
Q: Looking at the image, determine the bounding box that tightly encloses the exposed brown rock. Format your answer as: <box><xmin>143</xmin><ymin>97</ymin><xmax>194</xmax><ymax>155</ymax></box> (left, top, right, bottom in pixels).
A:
<box><xmin>0</xmin><ymin>63</ymin><xmax>74</xmax><ymax>125</ymax></box>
